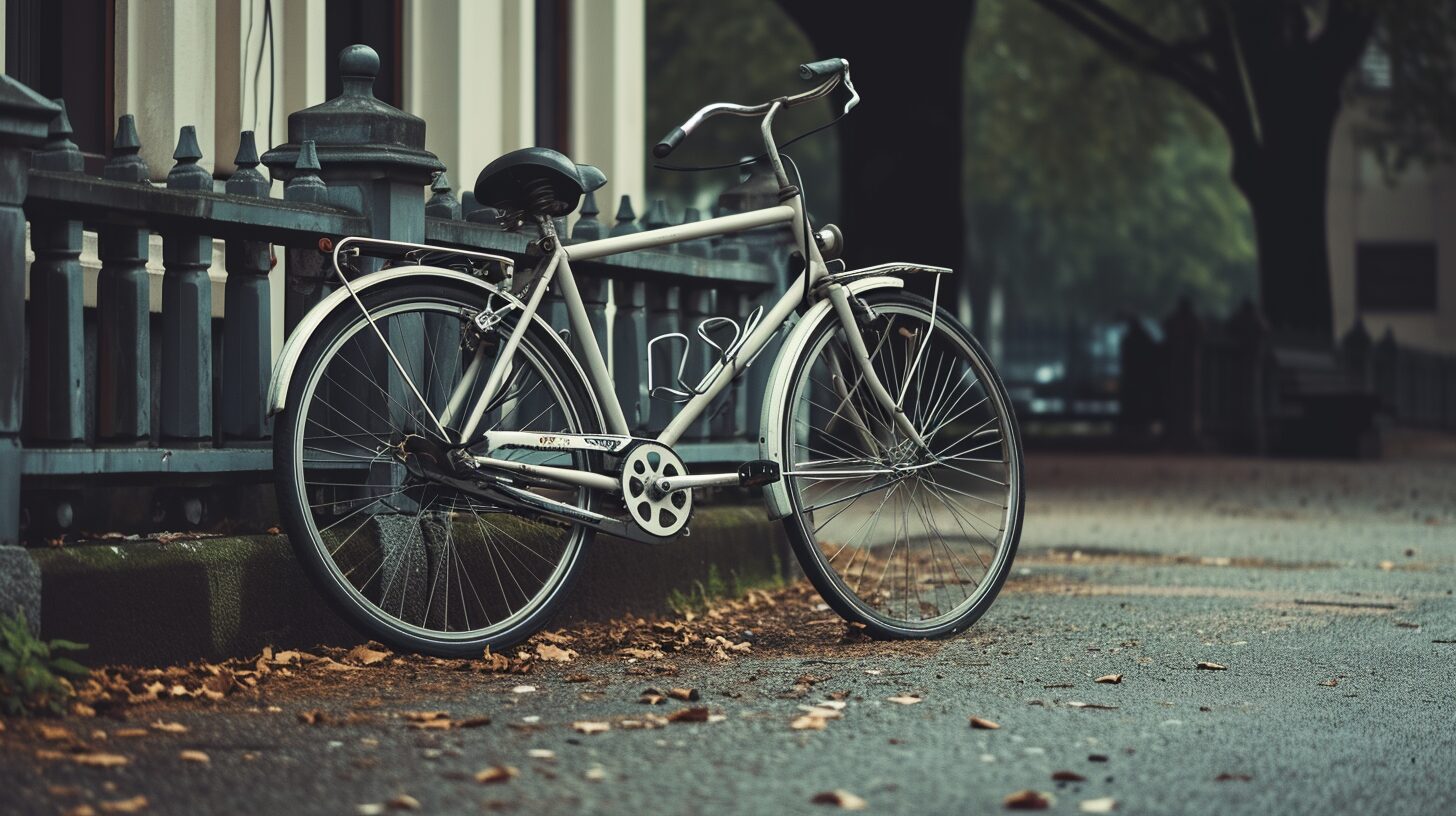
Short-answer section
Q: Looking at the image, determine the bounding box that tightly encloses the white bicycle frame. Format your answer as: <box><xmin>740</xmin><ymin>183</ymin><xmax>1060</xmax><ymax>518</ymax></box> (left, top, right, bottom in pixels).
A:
<box><xmin>326</xmin><ymin>62</ymin><xmax>935</xmax><ymax>497</ymax></box>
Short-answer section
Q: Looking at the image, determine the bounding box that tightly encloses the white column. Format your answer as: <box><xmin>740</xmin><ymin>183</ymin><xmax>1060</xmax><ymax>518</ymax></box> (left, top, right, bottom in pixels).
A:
<box><xmin>278</xmin><ymin>0</ymin><xmax>327</xmax><ymax>144</ymax></box>
<box><xmin>570</xmin><ymin>0</ymin><xmax>645</xmax><ymax>214</ymax></box>
<box><xmin>114</xmin><ymin>0</ymin><xmax>218</xmax><ymax>181</ymax></box>
<box><xmin>403</xmin><ymin>0</ymin><xmax>535</xmax><ymax>191</ymax></box>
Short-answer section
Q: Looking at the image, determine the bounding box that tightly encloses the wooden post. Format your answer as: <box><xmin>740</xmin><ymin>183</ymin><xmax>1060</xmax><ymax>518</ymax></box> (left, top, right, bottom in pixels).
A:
<box><xmin>161</xmin><ymin>126</ymin><xmax>214</xmax><ymax>444</ymax></box>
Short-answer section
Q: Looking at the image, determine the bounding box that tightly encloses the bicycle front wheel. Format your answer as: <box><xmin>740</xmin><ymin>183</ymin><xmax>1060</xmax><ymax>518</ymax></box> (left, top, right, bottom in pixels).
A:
<box><xmin>275</xmin><ymin>278</ymin><xmax>599</xmax><ymax>656</ymax></box>
<box><xmin>779</xmin><ymin>290</ymin><xmax>1024</xmax><ymax>638</ymax></box>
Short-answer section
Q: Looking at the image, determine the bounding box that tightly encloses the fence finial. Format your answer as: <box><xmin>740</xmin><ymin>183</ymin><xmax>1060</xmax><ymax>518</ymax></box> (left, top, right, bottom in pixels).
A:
<box><xmin>611</xmin><ymin>194</ymin><xmax>640</xmax><ymax>236</ymax></box>
<box><xmin>167</xmin><ymin>125</ymin><xmax>211</xmax><ymax>190</ymax></box>
<box><xmin>34</xmin><ymin>98</ymin><xmax>83</xmax><ymax>173</ymax></box>
<box><xmin>426</xmin><ymin>170</ymin><xmax>461</xmax><ymax>219</ymax></box>
<box><xmin>104</xmin><ymin>114</ymin><xmax>150</xmax><ymax>183</ymax></box>
<box><xmin>226</xmin><ymin>131</ymin><xmax>270</xmax><ymax>197</ymax></box>
<box><xmin>572</xmin><ymin>190</ymin><xmax>603</xmax><ymax>240</ymax></box>
<box><xmin>339</xmin><ymin>44</ymin><xmax>381</xmax><ymax>99</ymax></box>
<box><xmin>285</xmin><ymin>139</ymin><xmax>327</xmax><ymax>203</ymax></box>
<box><xmin>643</xmin><ymin>198</ymin><xmax>670</xmax><ymax>231</ymax></box>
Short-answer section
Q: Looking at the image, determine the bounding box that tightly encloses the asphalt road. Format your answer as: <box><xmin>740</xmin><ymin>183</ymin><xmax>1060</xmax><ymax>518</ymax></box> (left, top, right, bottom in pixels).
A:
<box><xmin>4</xmin><ymin>452</ymin><xmax>1454</xmax><ymax>815</ymax></box>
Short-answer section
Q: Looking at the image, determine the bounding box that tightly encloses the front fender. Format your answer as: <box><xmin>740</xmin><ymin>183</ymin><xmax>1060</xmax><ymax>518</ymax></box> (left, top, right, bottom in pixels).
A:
<box><xmin>266</xmin><ymin>265</ymin><xmax>601</xmax><ymax>430</ymax></box>
<box><xmin>757</xmin><ymin>275</ymin><xmax>905</xmax><ymax>520</ymax></box>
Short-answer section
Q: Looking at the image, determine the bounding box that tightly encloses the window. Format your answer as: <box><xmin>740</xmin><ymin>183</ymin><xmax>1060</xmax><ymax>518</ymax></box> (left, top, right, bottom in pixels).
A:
<box><xmin>1358</xmin><ymin>41</ymin><xmax>1393</xmax><ymax>91</ymax></box>
<box><xmin>1356</xmin><ymin>242</ymin><xmax>1437</xmax><ymax>312</ymax></box>
<box><xmin>325</xmin><ymin>0</ymin><xmax>403</xmax><ymax>107</ymax></box>
<box><xmin>5</xmin><ymin>0</ymin><xmax>114</xmax><ymax>173</ymax></box>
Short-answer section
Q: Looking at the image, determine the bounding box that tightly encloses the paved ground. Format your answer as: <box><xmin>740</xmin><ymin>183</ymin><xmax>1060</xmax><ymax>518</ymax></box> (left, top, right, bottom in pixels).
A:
<box><xmin>3</xmin><ymin>451</ymin><xmax>1454</xmax><ymax>815</ymax></box>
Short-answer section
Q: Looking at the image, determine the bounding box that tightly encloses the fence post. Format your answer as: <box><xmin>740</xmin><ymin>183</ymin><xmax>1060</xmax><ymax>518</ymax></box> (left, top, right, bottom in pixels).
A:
<box><xmin>612</xmin><ymin>280</ymin><xmax>649</xmax><ymax>432</ymax></box>
<box><xmin>221</xmin><ymin>131</ymin><xmax>273</xmax><ymax>441</ymax></box>
<box><xmin>0</xmin><ymin>76</ymin><xmax>59</xmax><ymax>626</ymax></box>
<box><xmin>96</xmin><ymin>115</ymin><xmax>153</xmax><ymax>444</ymax></box>
<box><xmin>26</xmin><ymin>100</ymin><xmax>86</xmax><ymax>446</ymax></box>
<box><xmin>1162</xmin><ymin>297</ymin><xmax>1203</xmax><ymax>450</ymax></box>
<box><xmin>160</xmin><ymin>126</ymin><xmax>214</xmax><ymax>444</ymax></box>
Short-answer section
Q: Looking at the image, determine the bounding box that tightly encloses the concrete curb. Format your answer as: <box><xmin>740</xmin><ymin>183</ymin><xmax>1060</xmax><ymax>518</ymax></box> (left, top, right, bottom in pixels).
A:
<box><xmin>29</xmin><ymin>505</ymin><xmax>790</xmax><ymax>665</ymax></box>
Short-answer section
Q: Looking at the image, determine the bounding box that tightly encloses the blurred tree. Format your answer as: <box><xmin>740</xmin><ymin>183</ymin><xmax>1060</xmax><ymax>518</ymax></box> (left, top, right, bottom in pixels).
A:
<box><xmin>966</xmin><ymin>0</ymin><xmax>1257</xmax><ymax>328</ymax></box>
<box><xmin>645</xmin><ymin>0</ymin><xmax>839</xmax><ymax>222</ymax></box>
<box><xmin>1028</xmin><ymin>0</ymin><xmax>1397</xmax><ymax>342</ymax></box>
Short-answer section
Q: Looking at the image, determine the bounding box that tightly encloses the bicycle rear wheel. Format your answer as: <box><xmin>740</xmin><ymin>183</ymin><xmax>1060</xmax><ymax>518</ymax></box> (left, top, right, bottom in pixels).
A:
<box><xmin>778</xmin><ymin>290</ymin><xmax>1024</xmax><ymax>638</ymax></box>
<box><xmin>274</xmin><ymin>278</ymin><xmax>599</xmax><ymax>656</ymax></box>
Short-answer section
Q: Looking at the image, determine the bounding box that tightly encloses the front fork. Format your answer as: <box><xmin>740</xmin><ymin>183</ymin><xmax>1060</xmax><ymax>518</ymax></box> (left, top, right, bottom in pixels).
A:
<box><xmin>824</xmin><ymin>282</ymin><xmax>929</xmax><ymax>451</ymax></box>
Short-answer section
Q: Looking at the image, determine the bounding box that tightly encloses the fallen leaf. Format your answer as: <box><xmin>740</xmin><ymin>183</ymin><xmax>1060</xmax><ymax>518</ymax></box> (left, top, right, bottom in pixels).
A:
<box><xmin>179</xmin><ymin>750</ymin><xmax>210</xmax><ymax>764</ymax></box>
<box><xmin>357</xmin><ymin>806</ymin><xmax>385</xmax><ymax>816</ymax></box>
<box><xmin>1196</xmin><ymin>662</ymin><xmax>1227</xmax><ymax>671</ymax></box>
<box><xmin>37</xmin><ymin>723</ymin><xmax>73</xmax><ymax>741</ymax></box>
<box><xmin>1379</xmin><ymin>560</ymin><xmax>1395</xmax><ymax>571</ymax></box>
<box><xmin>792</xmin><ymin>715</ymin><xmax>828</xmax><ymax>731</ymax></box>
<box><xmin>797</xmin><ymin>705</ymin><xmax>843</xmax><ymax>720</ymax></box>
<box><xmin>1003</xmin><ymin>789</ymin><xmax>1052</xmax><ymax>810</ymax></box>
<box><xmin>816</xmin><ymin>700</ymin><xmax>848</xmax><ymax>711</ymax></box>
<box><xmin>886</xmin><ymin>695</ymin><xmax>922</xmax><ymax>705</ymax></box>
<box><xmin>1079</xmin><ymin>797</ymin><xmax>1117</xmax><ymax>813</ymax></box>
<box><xmin>346</xmin><ymin>644</ymin><xmax>391</xmax><ymax>665</ymax></box>
<box><xmin>537</xmin><ymin>630</ymin><xmax>574</xmax><ymax>645</ymax></box>
<box><xmin>667</xmin><ymin>707</ymin><xmax>711</xmax><ymax>723</ymax></box>
<box><xmin>584</xmin><ymin>764</ymin><xmax>608</xmax><ymax>782</ymax></box>
<box><xmin>970</xmin><ymin>716</ymin><xmax>1000</xmax><ymax>730</ymax></box>
<box><xmin>527</xmin><ymin>749</ymin><xmax>556</xmax><ymax>760</ymax></box>
<box><xmin>1052</xmin><ymin>770</ymin><xmax>1086</xmax><ymax>782</ymax></box>
<box><xmin>455</xmin><ymin>716</ymin><xmax>491</xmax><ymax>729</ymax></box>
<box><xmin>387</xmin><ymin>794</ymin><xmax>420</xmax><ymax>811</ymax></box>
<box><xmin>150</xmin><ymin>720</ymin><xmax>188</xmax><ymax>734</ymax></box>
<box><xmin>572</xmin><ymin>721</ymin><xmax>611</xmax><ymax>735</ymax></box>
<box><xmin>98</xmin><ymin>796</ymin><xmax>148</xmax><ymax>814</ymax></box>
<box><xmin>511</xmin><ymin>685</ymin><xmax>536</xmax><ymax>694</ymax></box>
<box><xmin>810</xmin><ymin>790</ymin><xmax>868</xmax><ymax>810</ymax></box>
<box><xmin>298</xmin><ymin>710</ymin><xmax>327</xmax><ymax>725</ymax></box>
<box><xmin>113</xmin><ymin>728</ymin><xmax>148</xmax><ymax>738</ymax></box>
<box><xmin>72</xmin><ymin>752</ymin><xmax>130</xmax><ymax>768</ymax></box>
<box><xmin>1066</xmin><ymin>702</ymin><xmax>1118</xmax><ymax>710</ymax></box>
<box><xmin>401</xmin><ymin>711</ymin><xmax>449</xmax><ymax>723</ymax></box>
<box><xmin>1318</xmin><ymin>679</ymin><xmax>1338</xmax><ymax>687</ymax></box>
<box><xmin>619</xmin><ymin>647</ymin><xmax>666</xmax><ymax>660</ymax></box>
<box><xmin>62</xmin><ymin>806</ymin><xmax>97</xmax><ymax>816</ymax></box>
<box><xmin>475</xmin><ymin>765</ymin><xmax>519</xmax><ymax>784</ymax></box>
<box><xmin>479</xmin><ymin>648</ymin><xmax>512</xmax><ymax>673</ymax></box>
<box><xmin>1095</xmin><ymin>674</ymin><xmax>1123</xmax><ymax>684</ymax></box>
<box><xmin>668</xmin><ymin>687</ymin><xmax>699</xmax><ymax>702</ymax></box>
<box><xmin>1215</xmin><ymin>773</ymin><xmax>1252</xmax><ymax>782</ymax></box>
<box><xmin>535</xmin><ymin>643</ymin><xmax>577</xmax><ymax>663</ymax></box>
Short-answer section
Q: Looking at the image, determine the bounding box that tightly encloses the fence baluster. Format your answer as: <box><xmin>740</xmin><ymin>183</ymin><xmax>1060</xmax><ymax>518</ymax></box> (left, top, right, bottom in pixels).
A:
<box><xmin>96</xmin><ymin>115</ymin><xmax>152</xmax><ymax>444</ymax></box>
<box><xmin>27</xmin><ymin>100</ymin><xmax>86</xmax><ymax>445</ymax></box>
<box><xmin>283</xmin><ymin>140</ymin><xmax>329</xmax><ymax>334</ymax></box>
<box><xmin>571</xmin><ymin>191</ymin><xmax>603</xmax><ymax>241</ymax></box>
<box><xmin>160</xmin><ymin>125</ymin><xmax>214</xmax><ymax>444</ymax></box>
<box><xmin>610</xmin><ymin>195</ymin><xmax>640</xmax><ymax>237</ymax></box>
<box><xmin>221</xmin><ymin>131</ymin><xmax>273</xmax><ymax>442</ymax></box>
<box><xmin>425</xmin><ymin>171</ymin><xmax>461</xmax><ymax>220</ymax></box>
<box><xmin>682</xmin><ymin>286</ymin><xmax>714</xmax><ymax>442</ymax></box>
<box><xmin>645</xmin><ymin>285</ymin><xmax>680</xmax><ymax>434</ymax></box>
<box><xmin>612</xmin><ymin>280</ymin><xmax>648</xmax><ymax>432</ymax></box>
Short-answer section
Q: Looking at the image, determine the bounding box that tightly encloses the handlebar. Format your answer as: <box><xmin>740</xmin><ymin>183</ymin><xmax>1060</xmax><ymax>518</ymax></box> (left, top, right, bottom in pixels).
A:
<box><xmin>652</xmin><ymin>58</ymin><xmax>854</xmax><ymax>159</ymax></box>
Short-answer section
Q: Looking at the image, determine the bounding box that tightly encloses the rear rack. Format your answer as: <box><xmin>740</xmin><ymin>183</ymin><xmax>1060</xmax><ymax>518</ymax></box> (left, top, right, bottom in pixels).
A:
<box><xmin>817</xmin><ymin>261</ymin><xmax>954</xmax><ymax>290</ymax></box>
<box><xmin>327</xmin><ymin>235</ymin><xmax>516</xmax><ymax>280</ymax></box>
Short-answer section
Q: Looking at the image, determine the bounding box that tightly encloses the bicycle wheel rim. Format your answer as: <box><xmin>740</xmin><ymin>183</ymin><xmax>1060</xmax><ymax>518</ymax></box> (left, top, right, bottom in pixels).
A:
<box><xmin>783</xmin><ymin>296</ymin><xmax>1022</xmax><ymax>631</ymax></box>
<box><xmin>288</xmin><ymin>293</ymin><xmax>590</xmax><ymax>644</ymax></box>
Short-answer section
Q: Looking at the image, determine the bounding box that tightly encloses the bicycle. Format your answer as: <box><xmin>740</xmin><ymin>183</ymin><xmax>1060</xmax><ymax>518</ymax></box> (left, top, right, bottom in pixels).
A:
<box><xmin>268</xmin><ymin>58</ymin><xmax>1025</xmax><ymax>657</ymax></box>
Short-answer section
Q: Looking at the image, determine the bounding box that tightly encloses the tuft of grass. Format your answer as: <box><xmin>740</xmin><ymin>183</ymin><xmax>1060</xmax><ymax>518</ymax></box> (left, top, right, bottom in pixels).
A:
<box><xmin>0</xmin><ymin>612</ymin><xmax>88</xmax><ymax>717</ymax></box>
<box><xmin>666</xmin><ymin>560</ymin><xmax>787</xmax><ymax>617</ymax></box>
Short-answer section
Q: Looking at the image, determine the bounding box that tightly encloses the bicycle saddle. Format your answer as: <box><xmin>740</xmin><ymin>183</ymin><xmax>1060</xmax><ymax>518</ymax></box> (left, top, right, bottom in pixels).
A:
<box><xmin>473</xmin><ymin>147</ymin><xmax>607</xmax><ymax>218</ymax></box>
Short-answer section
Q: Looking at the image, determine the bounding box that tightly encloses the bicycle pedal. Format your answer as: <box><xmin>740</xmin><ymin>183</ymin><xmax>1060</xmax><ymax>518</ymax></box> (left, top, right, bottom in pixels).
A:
<box><xmin>737</xmin><ymin>459</ymin><xmax>781</xmax><ymax>488</ymax></box>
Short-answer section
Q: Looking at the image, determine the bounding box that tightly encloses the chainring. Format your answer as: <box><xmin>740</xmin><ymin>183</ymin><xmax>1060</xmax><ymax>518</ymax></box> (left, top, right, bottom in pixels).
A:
<box><xmin>619</xmin><ymin>442</ymin><xmax>692</xmax><ymax>537</ymax></box>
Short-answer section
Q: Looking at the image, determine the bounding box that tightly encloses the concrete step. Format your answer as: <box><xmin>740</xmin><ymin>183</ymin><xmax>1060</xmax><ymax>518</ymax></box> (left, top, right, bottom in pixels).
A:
<box><xmin>29</xmin><ymin>505</ymin><xmax>790</xmax><ymax>665</ymax></box>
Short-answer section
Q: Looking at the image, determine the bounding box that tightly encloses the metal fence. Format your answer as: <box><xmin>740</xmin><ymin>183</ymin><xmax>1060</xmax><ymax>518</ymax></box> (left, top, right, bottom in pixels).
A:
<box><xmin>1</xmin><ymin>46</ymin><xmax>793</xmax><ymax>545</ymax></box>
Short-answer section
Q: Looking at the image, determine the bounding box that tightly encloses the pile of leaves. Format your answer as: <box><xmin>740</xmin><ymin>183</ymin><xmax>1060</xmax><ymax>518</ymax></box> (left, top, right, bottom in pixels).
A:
<box><xmin>0</xmin><ymin>612</ymin><xmax>88</xmax><ymax>716</ymax></box>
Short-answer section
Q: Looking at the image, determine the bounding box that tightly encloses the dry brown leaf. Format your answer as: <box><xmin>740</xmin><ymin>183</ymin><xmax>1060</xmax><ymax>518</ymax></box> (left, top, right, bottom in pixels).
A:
<box><xmin>969</xmin><ymin>716</ymin><xmax>1000</xmax><ymax>730</ymax></box>
<box><xmin>1318</xmin><ymin>679</ymin><xmax>1338</xmax><ymax>687</ymax></box>
<box><xmin>479</xmin><ymin>648</ymin><xmax>512</xmax><ymax>672</ymax></box>
<box><xmin>667</xmin><ymin>707</ymin><xmax>711</xmax><ymax>723</ymax></box>
<box><xmin>475</xmin><ymin>765</ymin><xmax>519</xmax><ymax>784</ymax></box>
<box><xmin>537</xmin><ymin>630</ymin><xmax>574</xmax><ymax>645</ymax></box>
<box><xmin>1079</xmin><ymin>797</ymin><xmax>1117</xmax><ymax>813</ymax></box>
<box><xmin>455</xmin><ymin>715</ymin><xmax>491</xmax><ymax>729</ymax></box>
<box><xmin>401</xmin><ymin>711</ymin><xmax>449</xmax><ymax>722</ymax></box>
<box><xmin>408</xmin><ymin>719</ymin><xmax>453</xmax><ymax>731</ymax></box>
<box><xmin>1196</xmin><ymin>662</ymin><xmax>1227</xmax><ymax>671</ymax></box>
<box><xmin>535</xmin><ymin>643</ymin><xmax>578</xmax><ymax>663</ymax></box>
<box><xmin>37</xmin><ymin>723</ymin><xmax>74</xmax><ymax>741</ymax></box>
<box><xmin>668</xmin><ymin>687</ymin><xmax>699</xmax><ymax>701</ymax></box>
<box><xmin>387</xmin><ymin>794</ymin><xmax>420</xmax><ymax>811</ymax></box>
<box><xmin>572</xmin><ymin>721</ymin><xmax>611</xmax><ymax>735</ymax></box>
<box><xmin>797</xmin><ymin>705</ymin><xmax>843</xmax><ymax>720</ymax></box>
<box><xmin>1066</xmin><ymin>702</ymin><xmax>1118</xmax><ymax>710</ymax></box>
<box><xmin>72</xmin><ymin>752</ymin><xmax>129</xmax><ymax>768</ymax></box>
<box><xmin>113</xmin><ymin>728</ymin><xmax>148</xmax><ymax>738</ymax></box>
<box><xmin>886</xmin><ymin>695</ymin><xmax>922</xmax><ymax>705</ymax></box>
<box><xmin>297</xmin><ymin>710</ymin><xmax>327</xmax><ymax>725</ymax></box>
<box><xmin>1216</xmin><ymin>773</ymin><xmax>1253</xmax><ymax>782</ymax></box>
<box><xmin>584</xmin><ymin>764</ymin><xmax>608</xmax><ymax>782</ymax></box>
<box><xmin>1052</xmin><ymin>770</ymin><xmax>1086</xmax><ymax>782</ymax></box>
<box><xmin>639</xmin><ymin>692</ymin><xmax>666</xmax><ymax>705</ymax></box>
<box><xmin>527</xmin><ymin>749</ymin><xmax>557</xmax><ymax>760</ymax></box>
<box><xmin>97</xmin><ymin>796</ymin><xmax>149</xmax><ymax>814</ymax></box>
<box><xmin>62</xmin><ymin>806</ymin><xmax>97</xmax><ymax>816</ymax></box>
<box><xmin>1095</xmin><ymin>674</ymin><xmax>1123</xmax><ymax>684</ymax></box>
<box><xmin>619</xmin><ymin>647</ymin><xmax>666</xmax><ymax>660</ymax></box>
<box><xmin>791</xmin><ymin>715</ymin><xmax>828</xmax><ymax>731</ymax></box>
<box><xmin>346</xmin><ymin>644</ymin><xmax>391</xmax><ymax>666</ymax></box>
<box><xmin>810</xmin><ymin>790</ymin><xmax>867</xmax><ymax>810</ymax></box>
<box><xmin>1003</xmin><ymin>789</ymin><xmax>1052</xmax><ymax>810</ymax></box>
<box><xmin>179</xmin><ymin>749</ymin><xmax>210</xmax><ymax>764</ymax></box>
<box><xmin>150</xmin><ymin>720</ymin><xmax>187</xmax><ymax>734</ymax></box>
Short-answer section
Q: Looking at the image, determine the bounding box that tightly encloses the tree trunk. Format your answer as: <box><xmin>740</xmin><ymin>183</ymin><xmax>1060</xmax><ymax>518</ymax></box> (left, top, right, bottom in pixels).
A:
<box><xmin>1231</xmin><ymin>105</ymin><xmax>1340</xmax><ymax>343</ymax></box>
<box><xmin>776</xmin><ymin>2</ymin><xmax>975</xmax><ymax>300</ymax></box>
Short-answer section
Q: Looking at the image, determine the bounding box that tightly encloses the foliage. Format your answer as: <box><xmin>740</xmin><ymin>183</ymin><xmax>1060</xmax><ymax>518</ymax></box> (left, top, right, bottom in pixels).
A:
<box><xmin>0</xmin><ymin>612</ymin><xmax>88</xmax><ymax>717</ymax></box>
<box><xmin>1360</xmin><ymin>3</ymin><xmax>1456</xmax><ymax>176</ymax></box>
<box><xmin>965</xmin><ymin>0</ymin><xmax>1257</xmax><ymax>321</ymax></box>
<box><xmin>644</xmin><ymin>0</ymin><xmax>840</xmax><ymax>221</ymax></box>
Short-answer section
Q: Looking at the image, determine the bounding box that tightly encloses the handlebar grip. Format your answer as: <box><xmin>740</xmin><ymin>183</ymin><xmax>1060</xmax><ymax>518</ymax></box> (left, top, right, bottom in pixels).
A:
<box><xmin>653</xmin><ymin>127</ymin><xmax>687</xmax><ymax>159</ymax></box>
<box><xmin>798</xmin><ymin>58</ymin><xmax>846</xmax><ymax>81</ymax></box>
